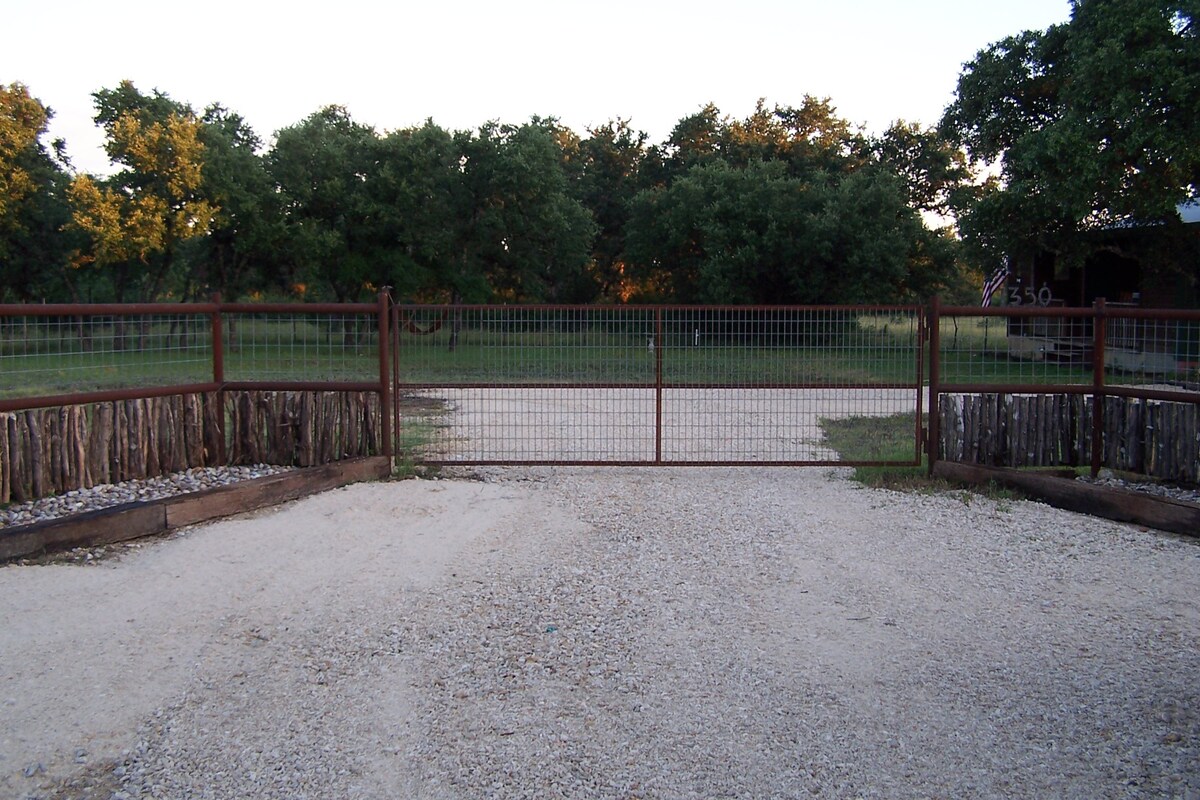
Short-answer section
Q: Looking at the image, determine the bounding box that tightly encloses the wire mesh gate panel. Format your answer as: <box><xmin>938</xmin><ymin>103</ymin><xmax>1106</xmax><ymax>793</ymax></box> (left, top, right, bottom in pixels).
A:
<box><xmin>392</xmin><ymin>306</ymin><xmax>925</xmax><ymax>466</ymax></box>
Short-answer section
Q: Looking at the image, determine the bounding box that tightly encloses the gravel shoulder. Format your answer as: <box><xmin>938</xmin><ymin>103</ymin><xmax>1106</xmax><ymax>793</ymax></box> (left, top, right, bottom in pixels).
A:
<box><xmin>2</xmin><ymin>467</ymin><xmax>1199</xmax><ymax>799</ymax></box>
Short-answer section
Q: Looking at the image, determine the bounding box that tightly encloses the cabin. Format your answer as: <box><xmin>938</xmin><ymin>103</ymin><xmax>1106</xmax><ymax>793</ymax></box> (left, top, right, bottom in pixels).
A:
<box><xmin>1003</xmin><ymin>204</ymin><xmax>1200</xmax><ymax>372</ymax></box>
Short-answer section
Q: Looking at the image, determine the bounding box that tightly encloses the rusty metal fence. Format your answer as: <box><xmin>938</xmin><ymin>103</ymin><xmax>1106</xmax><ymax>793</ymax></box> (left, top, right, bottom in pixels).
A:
<box><xmin>392</xmin><ymin>305</ymin><xmax>926</xmax><ymax>466</ymax></box>
<box><xmin>0</xmin><ymin>298</ymin><xmax>391</xmax><ymax>502</ymax></box>
<box><xmin>0</xmin><ymin>298</ymin><xmax>390</xmax><ymax>412</ymax></box>
<box><xmin>929</xmin><ymin>299</ymin><xmax>1200</xmax><ymax>482</ymax></box>
<box><xmin>4</xmin><ymin>297</ymin><xmax>1197</xmax><ymax>482</ymax></box>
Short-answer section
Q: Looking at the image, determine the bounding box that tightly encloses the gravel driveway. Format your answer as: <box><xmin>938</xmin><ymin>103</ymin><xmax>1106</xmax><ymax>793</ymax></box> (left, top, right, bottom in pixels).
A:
<box><xmin>2</xmin><ymin>466</ymin><xmax>1198</xmax><ymax>799</ymax></box>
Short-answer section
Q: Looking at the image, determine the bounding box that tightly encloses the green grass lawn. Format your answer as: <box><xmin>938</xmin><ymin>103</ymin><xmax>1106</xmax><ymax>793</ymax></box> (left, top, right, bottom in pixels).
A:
<box><xmin>818</xmin><ymin>412</ymin><xmax>945</xmax><ymax>490</ymax></box>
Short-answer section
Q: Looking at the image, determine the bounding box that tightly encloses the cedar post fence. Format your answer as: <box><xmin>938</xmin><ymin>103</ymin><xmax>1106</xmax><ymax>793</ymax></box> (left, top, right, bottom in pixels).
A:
<box><xmin>1</xmin><ymin>297</ymin><xmax>1198</xmax><ymax>502</ymax></box>
<box><xmin>0</xmin><ymin>296</ymin><xmax>393</xmax><ymax>503</ymax></box>
<box><xmin>927</xmin><ymin>297</ymin><xmax>1200</xmax><ymax>483</ymax></box>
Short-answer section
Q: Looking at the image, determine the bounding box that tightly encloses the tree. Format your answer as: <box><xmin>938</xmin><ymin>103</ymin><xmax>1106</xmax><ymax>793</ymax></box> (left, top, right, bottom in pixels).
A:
<box><xmin>805</xmin><ymin>167</ymin><xmax>959</xmax><ymax>303</ymax></box>
<box><xmin>190</xmin><ymin>104</ymin><xmax>285</xmax><ymax>300</ymax></box>
<box><xmin>446</xmin><ymin>120</ymin><xmax>596</xmax><ymax>303</ymax></box>
<box><xmin>267</xmin><ymin>106</ymin><xmax>382</xmax><ymax>302</ymax></box>
<box><xmin>650</xmin><ymin>99</ymin><xmax>864</xmax><ymax>182</ymax></box>
<box><xmin>0</xmin><ymin>83</ymin><xmax>48</xmax><ymax>229</ymax></box>
<box><xmin>1064</xmin><ymin>0</ymin><xmax>1200</xmax><ymax>223</ymax></box>
<box><xmin>0</xmin><ymin>84</ymin><xmax>76</xmax><ymax>301</ymax></box>
<box><xmin>867</xmin><ymin>121</ymin><xmax>971</xmax><ymax>217</ymax></box>
<box><xmin>626</xmin><ymin>97</ymin><xmax>964</xmax><ymax>305</ymax></box>
<box><xmin>625</xmin><ymin>160</ymin><xmax>810</xmax><ymax>303</ymax></box>
<box><xmin>569</xmin><ymin>120</ymin><xmax>649</xmax><ymax>300</ymax></box>
<box><xmin>66</xmin><ymin>82</ymin><xmax>217</xmax><ymax>302</ymax></box>
<box><xmin>625</xmin><ymin>159</ymin><xmax>955</xmax><ymax>305</ymax></box>
<box><xmin>941</xmin><ymin>1</ymin><xmax>1200</xmax><ymax>267</ymax></box>
<box><xmin>370</xmin><ymin>121</ymin><xmax>464</xmax><ymax>301</ymax></box>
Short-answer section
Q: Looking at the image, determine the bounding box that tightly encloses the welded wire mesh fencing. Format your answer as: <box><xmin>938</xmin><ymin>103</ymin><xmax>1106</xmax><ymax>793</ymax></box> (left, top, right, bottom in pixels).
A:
<box><xmin>0</xmin><ymin>302</ymin><xmax>389</xmax><ymax>409</ymax></box>
<box><xmin>393</xmin><ymin>306</ymin><xmax>925</xmax><ymax>466</ymax></box>
<box><xmin>221</xmin><ymin>310</ymin><xmax>381</xmax><ymax>384</ymax></box>
<box><xmin>0</xmin><ymin>310</ymin><xmax>214</xmax><ymax>401</ymax></box>
<box><xmin>934</xmin><ymin>305</ymin><xmax>1200</xmax><ymax>391</ymax></box>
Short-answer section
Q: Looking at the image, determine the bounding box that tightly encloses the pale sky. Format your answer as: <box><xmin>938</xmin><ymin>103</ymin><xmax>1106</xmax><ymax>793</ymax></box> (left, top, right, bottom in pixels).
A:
<box><xmin>4</xmin><ymin>0</ymin><xmax>1073</xmax><ymax>176</ymax></box>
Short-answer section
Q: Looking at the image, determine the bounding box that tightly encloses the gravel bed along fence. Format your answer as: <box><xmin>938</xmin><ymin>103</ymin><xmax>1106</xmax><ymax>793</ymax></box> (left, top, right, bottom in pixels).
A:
<box><xmin>0</xmin><ymin>465</ymin><xmax>294</xmax><ymax>530</ymax></box>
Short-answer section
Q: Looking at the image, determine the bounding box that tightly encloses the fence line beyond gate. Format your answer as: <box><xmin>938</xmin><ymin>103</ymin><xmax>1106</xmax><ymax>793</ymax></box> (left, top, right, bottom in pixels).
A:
<box><xmin>928</xmin><ymin>299</ymin><xmax>1200</xmax><ymax>483</ymax></box>
<box><xmin>0</xmin><ymin>296</ymin><xmax>391</xmax><ymax>503</ymax></box>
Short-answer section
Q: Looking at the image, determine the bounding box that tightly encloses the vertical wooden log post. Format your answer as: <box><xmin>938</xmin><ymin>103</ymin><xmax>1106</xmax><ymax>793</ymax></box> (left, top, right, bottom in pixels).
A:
<box><xmin>1</xmin><ymin>412</ymin><xmax>11</xmax><ymax>503</ymax></box>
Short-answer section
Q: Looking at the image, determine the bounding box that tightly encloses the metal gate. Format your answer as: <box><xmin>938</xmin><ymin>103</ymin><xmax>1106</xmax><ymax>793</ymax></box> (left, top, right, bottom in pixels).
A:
<box><xmin>391</xmin><ymin>305</ymin><xmax>926</xmax><ymax>467</ymax></box>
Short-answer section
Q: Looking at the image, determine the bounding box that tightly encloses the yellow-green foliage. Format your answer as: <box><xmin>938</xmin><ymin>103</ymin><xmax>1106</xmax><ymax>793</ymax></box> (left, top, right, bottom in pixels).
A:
<box><xmin>67</xmin><ymin>107</ymin><xmax>216</xmax><ymax>269</ymax></box>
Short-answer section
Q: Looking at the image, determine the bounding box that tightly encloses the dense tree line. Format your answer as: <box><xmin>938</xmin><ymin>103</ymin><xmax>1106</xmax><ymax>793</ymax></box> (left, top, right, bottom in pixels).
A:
<box><xmin>0</xmin><ymin>85</ymin><xmax>966</xmax><ymax>306</ymax></box>
<box><xmin>2</xmin><ymin>0</ymin><xmax>1195</xmax><ymax>306</ymax></box>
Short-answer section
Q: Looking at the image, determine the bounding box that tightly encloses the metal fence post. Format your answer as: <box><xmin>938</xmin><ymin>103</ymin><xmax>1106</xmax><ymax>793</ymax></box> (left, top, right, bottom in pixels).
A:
<box><xmin>378</xmin><ymin>290</ymin><xmax>393</xmax><ymax>463</ymax></box>
<box><xmin>654</xmin><ymin>307</ymin><xmax>663</xmax><ymax>465</ymax></box>
<box><xmin>927</xmin><ymin>296</ymin><xmax>941</xmax><ymax>475</ymax></box>
<box><xmin>211</xmin><ymin>293</ymin><xmax>227</xmax><ymax>465</ymax></box>
<box><xmin>1091</xmin><ymin>297</ymin><xmax>1107</xmax><ymax>477</ymax></box>
<box><xmin>390</xmin><ymin>301</ymin><xmax>402</xmax><ymax>469</ymax></box>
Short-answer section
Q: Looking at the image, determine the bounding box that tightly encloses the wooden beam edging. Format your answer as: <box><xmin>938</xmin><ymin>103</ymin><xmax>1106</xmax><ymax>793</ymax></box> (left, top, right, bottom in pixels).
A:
<box><xmin>932</xmin><ymin>461</ymin><xmax>1200</xmax><ymax>538</ymax></box>
<box><xmin>0</xmin><ymin>456</ymin><xmax>393</xmax><ymax>562</ymax></box>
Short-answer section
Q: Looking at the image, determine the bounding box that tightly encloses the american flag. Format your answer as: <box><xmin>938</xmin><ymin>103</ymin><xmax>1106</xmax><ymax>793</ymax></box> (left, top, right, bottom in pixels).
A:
<box><xmin>981</xmin><ymin>266</ymin><xmax>1010</xmax><ymax>307</ymax></box>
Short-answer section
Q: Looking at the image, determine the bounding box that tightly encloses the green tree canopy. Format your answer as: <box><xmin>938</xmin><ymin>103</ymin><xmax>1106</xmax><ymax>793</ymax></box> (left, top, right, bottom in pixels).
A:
<box><xmin>267</xmin><ymin>105</ymin><xmax>381</xmax><ymax>301</ymax></box>
<box><xmin>66</xmin><ymin>81</ymin><xmax>216</xmax><ymax>302</ymax></box>
<box><xmin>625</xmin><ymin>159</ymin><xmax>957</xmax><ymax>304</ymax></box>
<box><xmin>0</xmin><ymin>83</ymin><xmax>75</xmax><ymax>301</ymax></box>
<box><xmin>6</xmin><ymin>80</ymin><xmax>976</xmax><ymax>305</ymax></box>
<box><xmin>448</xmin><ymin>120</ymin><xmax>597</xmax><ymax>303</ymax></box>
<box><xmin>648</xmin><ymin>98</ymin><xmax>866</xmax><ymax>185</ymax></box>
<box><xmin>867</xmin><ymin>121</ymin><xmax>971</xmax><ymax>217</ymax></box>
<box><xmin>941</xmin><ymin>0</ymin><xmax>1200</xmax><ymax>266</ymax></box>
<box><xmin>571</xmin><ymin>120</ymin><xmax>651</xmax><ymax>300</ymax></box>
<box><xmin>187</xmin><ymin>104</ymin><xmax>286</xmax><ymax>301</ymax></box>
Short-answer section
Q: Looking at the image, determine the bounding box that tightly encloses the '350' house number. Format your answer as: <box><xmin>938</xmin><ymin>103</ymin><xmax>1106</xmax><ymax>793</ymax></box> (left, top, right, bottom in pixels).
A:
<box><xmin>1007</xmin><ymin>284</ymin><xmax>1055</xmax><ymax>306</ymax></box>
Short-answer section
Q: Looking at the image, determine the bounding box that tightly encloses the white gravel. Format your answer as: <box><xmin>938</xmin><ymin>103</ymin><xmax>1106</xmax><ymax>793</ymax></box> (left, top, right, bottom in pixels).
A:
<box><xmin>0</xmin><ymin>466</ymin><xmax>295</xmax><ymax>530</ymax></box>
<box><xmin>2</xmin><ymin>467</ymin><xmax>1199</xmax><ymax>799</ymax></box>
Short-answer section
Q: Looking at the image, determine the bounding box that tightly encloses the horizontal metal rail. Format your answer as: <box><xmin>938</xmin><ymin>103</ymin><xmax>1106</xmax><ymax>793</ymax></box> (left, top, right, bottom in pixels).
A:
<box><xmin>0</xmin><ymin>301</ymin><xmax>380</xmax><ymax>316</ymax></box>
<box><xmin>941</xmin><ymin>304</ymin><xmax>1200</xmax><ymax>321</ymax></box>
<box><xmin>417</xmin><ymin>459</ymin><xmax>916</xmax><ymax>468</ymax></box>
<box><xmin>397</xmin><ymin>381</ymin><xmax>923</xmax><ymax>390</ymax></box>
<box><xmin>0</xmin><ymin>382</ymin><xmax>223</xmax><ymax>414</ymax></box>
<box><xmin>938</xmin><ymin>383</ymin><xmax>1199</xmax><ymax>404</ymax></box>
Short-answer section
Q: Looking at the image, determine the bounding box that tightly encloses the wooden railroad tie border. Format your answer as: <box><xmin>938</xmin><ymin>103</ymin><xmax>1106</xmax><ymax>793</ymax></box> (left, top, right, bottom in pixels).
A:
<box><xmin>933</xmin><ymin>461</ymin><xmax>1200</xmax><ymax>538</ymax></box>
<box><xmin>0</xmin><ymin>456</ymin><xmax>392</xmax><ymax>562</ymax></box>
